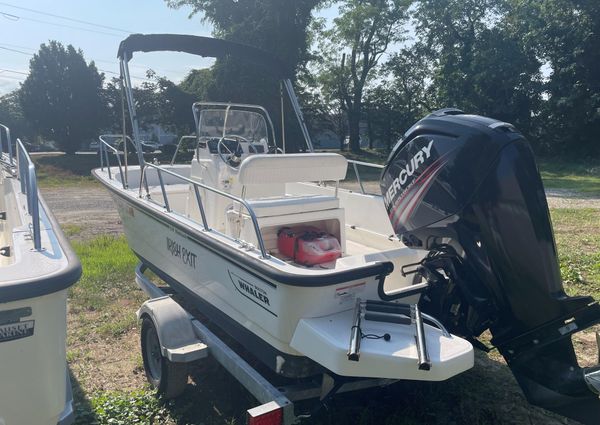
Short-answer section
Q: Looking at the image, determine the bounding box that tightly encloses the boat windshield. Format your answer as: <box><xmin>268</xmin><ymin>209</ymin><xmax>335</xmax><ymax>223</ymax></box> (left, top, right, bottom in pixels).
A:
<box><xmin>199</xmin><ymin>109</ymin><xmax>269</xmax><ymax>143</ymax></box>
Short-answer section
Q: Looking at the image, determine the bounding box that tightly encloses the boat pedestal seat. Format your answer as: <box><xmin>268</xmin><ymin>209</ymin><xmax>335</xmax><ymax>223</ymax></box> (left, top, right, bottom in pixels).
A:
<box><xmin>246</xmin><ymin>194</ymin><xmax>339</xmax><ymax>218</ymax></box>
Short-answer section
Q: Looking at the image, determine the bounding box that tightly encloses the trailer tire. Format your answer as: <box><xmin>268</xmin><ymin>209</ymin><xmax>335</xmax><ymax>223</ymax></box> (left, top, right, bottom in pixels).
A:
<box><xmin>141</xmin><ymin>316</ymin><xmax>188</xmax><ymax>398</ymax></box>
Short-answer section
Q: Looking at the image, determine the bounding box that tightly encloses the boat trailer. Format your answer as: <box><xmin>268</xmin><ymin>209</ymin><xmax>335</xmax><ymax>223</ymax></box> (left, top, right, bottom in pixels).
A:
<box><xmin>134</xmin><ymin>263</ymin><xmax>398</xmax><ymax>424</ymax></box>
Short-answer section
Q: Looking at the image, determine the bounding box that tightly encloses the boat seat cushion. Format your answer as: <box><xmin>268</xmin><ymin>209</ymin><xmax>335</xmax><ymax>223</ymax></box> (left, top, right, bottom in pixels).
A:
<box><xmin>246</xmin><ymin>195</ymin><xmax>339</xmax><ymax>218</ymax></box>
<box><xmin>238</xmin><ymin>153</ymin><xmax>347</xmax><ymax>185</ymax></box>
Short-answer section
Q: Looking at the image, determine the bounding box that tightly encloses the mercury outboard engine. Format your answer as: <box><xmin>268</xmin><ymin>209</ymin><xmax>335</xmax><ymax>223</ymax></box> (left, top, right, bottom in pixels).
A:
<box><xmin>381</xmin><ymin>108</ymin><xmax>600</xmax><ymax>423</ymax></box>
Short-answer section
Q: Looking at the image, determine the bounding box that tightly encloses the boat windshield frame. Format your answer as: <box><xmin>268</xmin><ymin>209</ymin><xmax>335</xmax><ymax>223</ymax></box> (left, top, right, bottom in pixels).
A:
<box><xmin>116</xmin><ymin>33</ymin><xmax>315</xmax><ymax>179</ymax></box>
<box><xmin>192</xmin><ymin>102</ymin><xmax>278</xmax><ymax>152</ymax></box>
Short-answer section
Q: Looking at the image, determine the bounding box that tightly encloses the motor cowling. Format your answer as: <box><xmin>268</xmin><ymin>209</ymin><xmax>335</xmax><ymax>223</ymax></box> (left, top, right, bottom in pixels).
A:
<box><xmin>380</xmin><ymin>108</ymin><xmax>600</xmax><ymax>424</ymax></box>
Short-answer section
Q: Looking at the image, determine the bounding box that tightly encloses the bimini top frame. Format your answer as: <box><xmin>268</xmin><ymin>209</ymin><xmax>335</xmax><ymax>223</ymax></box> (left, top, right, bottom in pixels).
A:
<box><xmin>117</xmin><ymin>33</ymin><xmax>314</xmax><ymax>176</ymax></box>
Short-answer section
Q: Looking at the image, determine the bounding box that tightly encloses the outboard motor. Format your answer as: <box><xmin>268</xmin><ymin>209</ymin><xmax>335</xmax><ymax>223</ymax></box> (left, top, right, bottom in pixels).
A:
<box><xmin>380</xmin><ymin>108</ymin><xmax>600</xmax><ymax>423</ymax></box>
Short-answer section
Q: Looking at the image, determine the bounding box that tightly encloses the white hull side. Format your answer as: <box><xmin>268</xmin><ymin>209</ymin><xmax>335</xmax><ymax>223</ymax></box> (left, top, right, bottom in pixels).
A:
<box><xmin>114</xmin><ymin>193</ymin><xmax>384</xmax><ymax>356</ymax></box>
<box><xmin>0</xmin><ymin>290</ymin><xmax>69</xmax><ymax>425</ymax></box>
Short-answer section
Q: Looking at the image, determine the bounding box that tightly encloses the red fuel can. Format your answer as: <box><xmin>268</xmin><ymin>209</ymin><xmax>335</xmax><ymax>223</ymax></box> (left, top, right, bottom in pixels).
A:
<box><xmin>277</xmin><ymin>226</ymin><xmax>342</xmax><ymax>266</ymax></box>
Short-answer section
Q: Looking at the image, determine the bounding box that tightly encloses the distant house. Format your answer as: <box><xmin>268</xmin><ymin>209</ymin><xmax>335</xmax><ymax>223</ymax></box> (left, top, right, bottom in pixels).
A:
<box><xmin>312</xmin><ymin>129</ymin><xmax>341</xmax><ymax>149</ymax></box>
<box><xmin>139</xmin><ymin>124</ymin><xmax>177</xmax><ymax>145</ymax></box>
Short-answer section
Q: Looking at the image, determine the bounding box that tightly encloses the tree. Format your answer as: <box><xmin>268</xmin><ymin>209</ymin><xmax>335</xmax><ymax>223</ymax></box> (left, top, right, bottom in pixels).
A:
<box><xmin>19</xmin><ymin>41</ymin><xmax>105</xmax><ymax>154</ymax></box>
<box><xmin>166</xmin><ymin>0</ymin><xmax>323</xmax><ymax>151</ymax></box>
<box><xmin>313</xmin><ymin>0</ymin><xmax>411</xmax><ymax>152</ymax></box>
<box><xmin>0</xmin><ymin>90</ymin><xmax>32</xmax><ymax>142</ymax></box>
<box><xmin>507</xmin><ymin>0</ymin><xmax>600</xmax><ymax>156</ymax></box>
<box><xmin>412</xmin><ymin>0</ymin><xmax>542</xmax><ymax>139</ymax></box>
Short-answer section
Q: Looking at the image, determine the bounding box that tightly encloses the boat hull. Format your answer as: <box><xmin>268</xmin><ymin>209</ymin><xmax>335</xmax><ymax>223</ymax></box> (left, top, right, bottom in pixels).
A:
<box><xmin>98</xmin><ymin>171</ymin><xmax>473</xmax><ymax>381</ymax></box>
<box><xmin>0</xmin><ymin>290</ymin><xmax>72</xmax><ymax>425</ymax></box>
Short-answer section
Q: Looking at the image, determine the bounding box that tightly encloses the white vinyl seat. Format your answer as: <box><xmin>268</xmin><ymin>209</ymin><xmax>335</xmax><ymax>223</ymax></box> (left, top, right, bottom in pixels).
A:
<box><xmin>227</xmin><ymin>153</ymin><xmax>349</xmax><ymax>252</ymax></box>
<box><xmin>246</xmin><ymin>194</ymin><xmax>339</xmax><ymax>218</ymax></box>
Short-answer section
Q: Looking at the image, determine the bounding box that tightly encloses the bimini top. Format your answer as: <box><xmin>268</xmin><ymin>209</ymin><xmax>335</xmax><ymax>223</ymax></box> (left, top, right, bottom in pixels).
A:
<box><xmin>117</xmin><ymin>33</ymin><xmax>290</xmax><ymax>78</ymax></box>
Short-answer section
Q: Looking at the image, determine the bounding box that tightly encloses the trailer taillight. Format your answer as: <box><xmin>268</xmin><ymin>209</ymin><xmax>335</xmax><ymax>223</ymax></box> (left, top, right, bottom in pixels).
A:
<box><xmin>247</xmin><ymin>401</ymin><xmax>284</xmax><ymax>425</ymax></box>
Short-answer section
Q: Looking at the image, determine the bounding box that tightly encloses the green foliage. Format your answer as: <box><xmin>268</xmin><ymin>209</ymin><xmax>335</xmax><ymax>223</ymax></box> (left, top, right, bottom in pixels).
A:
<box><xmin>0</xmin><ymin>91</ymin><xmax>32</xmax><ymax>141</ymax></box>
<box><xmin>507</xmin><ymin>0</ymin><xmax>600</xmax><ymax>156</ymax></box>
<box><xmin>19</xmin><ymin>41</ymin><xmax>105</xmax><ymax>154</ymax></box>
<box><xmin>413</xmin><ymin>0</ymin><xmax>542</xmax><ymax>135</ymax></box>
<box><xmin>312</xmin><ymin>0</ymin><xmax>411</xmax><ymax>152</ymax></box>
<box><xmin>166</xmin><ymin>0</ymin><xmax>323</xmax><ymax>151</ymax></box>
<box><xmin>77</xmin><ymin>390</ymin><xmax>172</xmax><ymax>425</ymax></box>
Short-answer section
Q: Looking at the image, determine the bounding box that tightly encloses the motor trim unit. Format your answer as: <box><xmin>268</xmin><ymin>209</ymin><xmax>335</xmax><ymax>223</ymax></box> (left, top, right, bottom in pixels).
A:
<box><xmin>380</xmin><ymin>108</ymin><xmax>600</xmax><ymax>424</ymax></box>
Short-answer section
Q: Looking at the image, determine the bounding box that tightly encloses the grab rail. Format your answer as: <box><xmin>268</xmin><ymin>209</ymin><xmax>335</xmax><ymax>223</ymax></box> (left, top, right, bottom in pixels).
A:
<box><xmin>15</xmin><ymin>138</ymin><xmax>41</xmax><ymax>250</ymax></box>
<box><xmin>346</xmin><ymin>159</ymin><xmax>384</xmax><ymax>195</ymax></box>
<box><xmin>140</xmin><ymin>163</ymin><xmax>269</xmax><ymax>259</ymax></box>
<box><xmin>98</xmin><ymin>134</ymin><xmax>133</xmax><ymax>189</ymax></box>
<box><xmin>0</xmin><ymin>123</ymin><xmax>14</xmax><ymax>166</ymax></box>
<box><xmin>170</xmin><ymin>135</ymin><xmax>196</xmax><ymax>165</ymax></box>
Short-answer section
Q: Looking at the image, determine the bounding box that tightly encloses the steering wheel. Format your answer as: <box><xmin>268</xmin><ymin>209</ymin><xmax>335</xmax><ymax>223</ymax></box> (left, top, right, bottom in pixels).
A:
<box><xmin>217</xmin><ymin>135</ymin><xmax>247</xmax><ymax>168</ymax></box>
<box><xmin>269</xmin><ymin>146</ymin><xmax>284</xmax><ymax>154</ymax></box>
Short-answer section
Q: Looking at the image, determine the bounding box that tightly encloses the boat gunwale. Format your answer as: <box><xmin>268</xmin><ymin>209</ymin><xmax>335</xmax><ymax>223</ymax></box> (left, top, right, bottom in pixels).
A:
<box><xmin>93</xmin><ymin>167</ymin><xmax>395</xmax><ymax>288</ymax></box>
<box><xmin>0</xmin><ymin>189</ymin><xmax>82</xmax><ymax>303</ymax></box>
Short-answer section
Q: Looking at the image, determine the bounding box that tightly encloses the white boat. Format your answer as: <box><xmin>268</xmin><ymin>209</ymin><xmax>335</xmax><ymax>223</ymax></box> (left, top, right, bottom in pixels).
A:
<box><xmin>94</xmin><ymin>34</ymin><xmax>473</xmax><ymax>382</ymax></box>
<box><xmin>0</xmin><ymin>125</ymin><xmax>81</xmax><ymax>425</ymax></box>
<box><xmin>94</xmin><ymin>34</ymin><xmax>600</xmax><ymax>424</ymax></box>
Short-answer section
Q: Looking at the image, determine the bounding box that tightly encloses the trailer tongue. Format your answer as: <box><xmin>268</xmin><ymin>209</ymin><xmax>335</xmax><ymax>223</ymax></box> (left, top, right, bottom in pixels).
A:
<box><xmin>380</xmin><ymin>108</ymin><xmax>600</xmax><ymax>424</ymax></box>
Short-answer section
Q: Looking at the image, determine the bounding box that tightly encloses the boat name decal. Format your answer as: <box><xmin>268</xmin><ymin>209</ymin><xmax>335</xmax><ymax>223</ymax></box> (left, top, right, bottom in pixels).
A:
<box><xmin>0</xmin><ymin>320</ymin><xmax>35</xmax><ymax>343</ymax></box>
<box><xmin>384</xmin><ymin>139</ymin><xmax>434</xmax><ymax>206</ymax></box>
<box><xmin>166</xmin><ymin>237</ymin><xmax>197</xmax><ymax>269</ymax></box>
<box><xmin>229</xmin><ymin>271</ymin><xmax>277</xmax><ymax>316</ymax></box>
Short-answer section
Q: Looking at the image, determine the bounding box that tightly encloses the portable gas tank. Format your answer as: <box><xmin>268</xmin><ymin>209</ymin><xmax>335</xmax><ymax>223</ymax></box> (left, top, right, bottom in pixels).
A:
<box><xmin>277</xmin><ymin>226</ymin><xmax>342</xmax><ymax>266</ymax></box>
<box><xmin>380</xmin><ymin>108</ymin><xmax>600</xmax><ymax>424</ymax></box>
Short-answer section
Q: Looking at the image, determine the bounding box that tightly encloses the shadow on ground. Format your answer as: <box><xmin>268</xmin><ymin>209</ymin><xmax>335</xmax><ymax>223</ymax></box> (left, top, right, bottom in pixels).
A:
<box><xmin>141</xmin><ymin>350</ymin><xmax>574</xmax><ymax>425</ymax></box>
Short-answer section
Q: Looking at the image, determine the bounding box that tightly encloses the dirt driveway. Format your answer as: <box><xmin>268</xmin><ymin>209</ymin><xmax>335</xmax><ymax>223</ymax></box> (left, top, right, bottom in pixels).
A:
<box><xmin>42</xmin><ymin>185</ymin><xmax>123</xmax><ymax>239</ymax></box>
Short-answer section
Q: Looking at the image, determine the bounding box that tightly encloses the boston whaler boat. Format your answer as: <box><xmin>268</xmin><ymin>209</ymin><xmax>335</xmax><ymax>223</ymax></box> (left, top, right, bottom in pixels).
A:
<box><xmin>1</xmin><ymin>125</ymin><xmax>81</xmax><ymax>425</ymax></box>
<box><xmin>94</xmin><ymin>34</ymin><xmax>600</xmax><ymax>424</ymax></box>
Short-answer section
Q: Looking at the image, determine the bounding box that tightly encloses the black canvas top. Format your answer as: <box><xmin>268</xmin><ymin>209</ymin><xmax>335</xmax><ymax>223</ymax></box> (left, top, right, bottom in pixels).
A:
<box><xmin>117</xmin><ymin>33</ymin><xmax>289</xmax><ymax>78</ymax></box>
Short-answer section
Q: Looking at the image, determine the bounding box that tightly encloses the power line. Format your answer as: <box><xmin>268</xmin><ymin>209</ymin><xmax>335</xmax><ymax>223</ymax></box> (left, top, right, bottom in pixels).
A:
<box><xmin>0</xmin><ymin>74</ymin><xmax>25</xmax><ymax>81</ymax></box>
<box><xmin>0</xmin><ymin>45</ymin><xmax>33</xmax><ymax>56</ymax></box>
<box><xmin>0</xmin><ymin>2</ymin><xmax>132</xmax><ymax>34</ymax></box>
<box><xmin>0</xmin><ymin>42</ymin><xmax>36</xmax><ymax>52</ymax></box>
<box><xmin>0</xmin><ymin>11</ymin><xmax>125</xmax><ymax>38</ymax></box>
<box><xmin>0</xmin><ymin>68</ymin><xmax>28</xmax><ymax>75</ymax></box>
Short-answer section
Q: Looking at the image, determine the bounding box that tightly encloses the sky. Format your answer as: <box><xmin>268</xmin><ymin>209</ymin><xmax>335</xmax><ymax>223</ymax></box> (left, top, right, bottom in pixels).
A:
<box><xmin>0</xmin><ymin>0</ymin><xmax>217</xmax><ymax>95</ymax></box>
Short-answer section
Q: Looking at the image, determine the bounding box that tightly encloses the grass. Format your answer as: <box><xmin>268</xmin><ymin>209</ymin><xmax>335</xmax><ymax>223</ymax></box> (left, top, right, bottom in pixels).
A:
<box><xmin>551</xmin><ymin>208</ymin><xmax>600</xmax><ymax>299</ymax></box>
<box><xmin>33</xmin><ymin>154</ymin><xmax>99</xmax><ymax>187</ymax></box>
<box><xmin>538</xmin><ymin>159</ymin><xmax>600</xmax><ymax>196</ymax></box>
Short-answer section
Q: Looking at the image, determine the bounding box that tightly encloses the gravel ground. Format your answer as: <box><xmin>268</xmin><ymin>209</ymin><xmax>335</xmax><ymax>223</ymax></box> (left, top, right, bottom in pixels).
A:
<box><xmin>546</xmin><ymin>188</ymin><xmax>600</xmax><ymax>209</ymax></box>
<box><xmin>41</xmin><ymin>185</ymin><xmax>122</xmax><ymax>239</ymax></box>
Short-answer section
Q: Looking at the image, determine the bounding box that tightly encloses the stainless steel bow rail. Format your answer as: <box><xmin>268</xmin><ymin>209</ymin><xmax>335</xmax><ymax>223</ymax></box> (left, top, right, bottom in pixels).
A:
<box><xmin>16</xmin><ymin>139</ymin><xmax>42</xmax><ymax>251</ymax></box>
<box><xmin>348</xmin><ymin>299</ymin><xmax>451</xmax><ymax>371</ymax></box>
<box><xmin>139</xmin><ymin>162</ymin><xmax>270</xmax><ymax>259</ymax></box>
<box><xmin>0</xmin><ymin>125</ymin><xmax>41</xmax><ymax>251</ymax></box>
<box><xmin>98</xmin><ymin>134</ymin><xmax>133</xmax><ymax>189</ymax></box>
<box><xmin>344</xmin><ymin>160</ymin><xmax>384</xmax><ymax>195</ymax></box>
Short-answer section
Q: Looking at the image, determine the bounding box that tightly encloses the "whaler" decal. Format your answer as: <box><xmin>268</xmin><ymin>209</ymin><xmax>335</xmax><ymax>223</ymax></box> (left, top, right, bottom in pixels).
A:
<box><xmin>229</xmin><ymin>271</ymin><xmax>277</xmax><ymax>316</ymax></box>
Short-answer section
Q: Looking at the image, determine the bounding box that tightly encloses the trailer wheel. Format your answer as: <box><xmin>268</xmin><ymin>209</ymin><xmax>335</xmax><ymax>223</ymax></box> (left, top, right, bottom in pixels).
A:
<box><xmin>141</xmin><ymin>316</ymin><xmax>188</xmax><ymax>398</ymax></box>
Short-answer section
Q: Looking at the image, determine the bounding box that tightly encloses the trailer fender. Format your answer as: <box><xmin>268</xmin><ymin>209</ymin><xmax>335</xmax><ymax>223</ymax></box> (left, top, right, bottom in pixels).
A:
<box><xmin>137</xmin><ymin>296</ymin><xmax>208</xmax><ymax>363</ymax></box>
